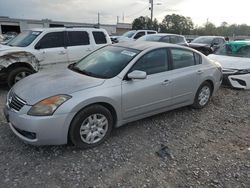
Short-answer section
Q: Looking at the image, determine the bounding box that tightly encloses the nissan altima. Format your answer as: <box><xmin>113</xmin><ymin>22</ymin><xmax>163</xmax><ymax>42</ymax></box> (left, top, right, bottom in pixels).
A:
<box><xmin>4</xmin><ymin>41</ymin><xmax>222</xmax><ymax>148</ymax></box>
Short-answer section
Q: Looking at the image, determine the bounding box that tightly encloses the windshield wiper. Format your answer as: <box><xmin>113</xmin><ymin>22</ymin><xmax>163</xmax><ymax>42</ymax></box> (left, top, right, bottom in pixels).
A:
<box><xmin>69</xmin><ymin>66</ymin><xmax>96</xmax><ymax>77</ymax></box>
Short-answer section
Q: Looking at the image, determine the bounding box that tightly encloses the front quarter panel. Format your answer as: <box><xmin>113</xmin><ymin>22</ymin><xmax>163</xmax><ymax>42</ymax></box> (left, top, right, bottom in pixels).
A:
<box><xmin>55</xmin><ymin>77</ymin><xmax>122</xmax><ymax>126</ymax></box>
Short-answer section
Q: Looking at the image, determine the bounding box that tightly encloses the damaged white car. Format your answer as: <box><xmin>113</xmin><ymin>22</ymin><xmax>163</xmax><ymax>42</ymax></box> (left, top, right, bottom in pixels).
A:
<box><xmin>0</xmin><ymin>28</ymin><xmax>111</xmax><ymax>87</ymax></box>
<box><xmin>208</xmin><ymin>41</ymin><xmax>250</xmax><ymax>89</ymax></box>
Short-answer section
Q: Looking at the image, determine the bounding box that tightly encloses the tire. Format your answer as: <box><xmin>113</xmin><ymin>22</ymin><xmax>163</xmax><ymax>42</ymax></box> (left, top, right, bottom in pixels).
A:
<box><xmin>69</xmin><ymin>105</ymin><xmax>113</xmax><ymax>148</ymax></box>
<box><xmin>7</xmin><ymin>67</ymin><xmax>33</xmax><ymax>88</ymax></box>
<box><xmin>192</xmin><ymin>81</ymin><xmax>212</xmax><ymax>109</ymax></box>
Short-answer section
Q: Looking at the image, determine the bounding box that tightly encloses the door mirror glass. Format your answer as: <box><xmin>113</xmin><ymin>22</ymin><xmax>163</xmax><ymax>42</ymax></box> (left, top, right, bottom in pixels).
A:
<box><xmin>127</xmin><ymin>70</ymin><xmax>147</xmax><ymax>80</ymax></box>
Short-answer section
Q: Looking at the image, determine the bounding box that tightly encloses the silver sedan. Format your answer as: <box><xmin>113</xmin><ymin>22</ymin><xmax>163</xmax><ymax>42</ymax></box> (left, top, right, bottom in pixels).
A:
<box><xmin>4</xmin><ymin>41</ymin><xmax>222</xmax><ymax>148</ymax></box>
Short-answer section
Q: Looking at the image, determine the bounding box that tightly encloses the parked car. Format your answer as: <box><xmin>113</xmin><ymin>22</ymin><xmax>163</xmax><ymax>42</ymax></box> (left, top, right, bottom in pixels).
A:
<box><xmin>0</xmin><ymin>27</ymin><xmax>111</xmax><ymax>87</ymax></box>
<box><xmin>0</xmin><ymin>32</ymin><xmax>18</xmax><ymax>45</ymax></box>
<box><xmin>4</xmin><ymin>41</ymin><xmax>222</xmax><ymax>148</ymax></box>
<box><xmin>137</xmin><ymin>33</ymin><xmax>189</xmax><ymax>46</ymax></box>
<box><xmin>208</xmin><ymin>41</ymin><xmax>250</xmax><ymax>89</ymax></box>
<box><xmin>189</xmin><ymin>36</ymin><xmax>225</xmax><ymax>55</ymax></box>
<box><xmin>109</xmin><ymin>35</ymin><xmax>120</xmax><ymax>43</ymax></box>
<box><xmin>114</xmin><ymin>30</ymin><xmax>157</xmax><ymax>43</ymax></box>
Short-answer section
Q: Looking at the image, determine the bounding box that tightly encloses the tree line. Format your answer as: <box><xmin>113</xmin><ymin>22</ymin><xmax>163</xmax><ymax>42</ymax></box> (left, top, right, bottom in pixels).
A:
<box><xmin>132</xmin><ymin>14</ymin><xmax>250</xmax><ymax>37</ymax></box>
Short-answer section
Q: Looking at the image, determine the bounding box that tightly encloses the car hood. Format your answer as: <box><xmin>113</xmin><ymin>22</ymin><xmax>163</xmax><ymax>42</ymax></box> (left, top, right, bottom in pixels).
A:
<box><xmin>189</xmin><ymin>43</ymin><xmax>210</xmax><ymax>48</ymax></box>
<box><xmin>0</xmin><ymin>45</ymin><xmax>27</xmax><ymax>56</ymax></box>
<box><xmin>12</xmin><ymin>69</ymin><xmax>105</xmax><ymax>105</ymax></box>
<box><xmin>208</xmin><ymin>54</ymin><xmax>250</xmax><ymax>70</ymax></box>
<box><xmin>117</xmin><ymin>36</ymin><xmax>133</xmax><ymax>42</ymax></box>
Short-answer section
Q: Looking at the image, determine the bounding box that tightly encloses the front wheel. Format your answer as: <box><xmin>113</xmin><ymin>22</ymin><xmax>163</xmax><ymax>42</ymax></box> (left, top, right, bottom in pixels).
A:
<box><xmin>69</xmin><ymin>105</ymin><xmax>113</xmax><ymax>148</ymax></box>
<box><xmin>7</xmin><ymin>67</ymin><xmax>33</xmax><ymax>88</ymax></box>
<box><xmin>192</xmin><ymin>82</ymin><xmax>212</xmax><ymax>109</ymax></box>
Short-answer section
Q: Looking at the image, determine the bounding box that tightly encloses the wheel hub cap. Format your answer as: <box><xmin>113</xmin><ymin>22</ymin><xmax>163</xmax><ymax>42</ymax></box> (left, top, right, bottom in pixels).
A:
<box><xmin>80</xmin><ymin>114</ymin><xmax>108</xmax><ymax>144</ymax></box>
<box><xmin>15</xmin><ymin>71</ymin><xmax>31</xmax><ymax>83</ymax></box>
<box><xmin>198</xmin><ymin>86</ymin><xmax>211</xmax><ymax>106</ymax></box>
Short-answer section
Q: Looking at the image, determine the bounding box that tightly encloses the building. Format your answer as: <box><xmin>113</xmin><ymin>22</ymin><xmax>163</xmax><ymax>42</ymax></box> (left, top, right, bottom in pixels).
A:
<box><xmin>0</xmin><ymin>16</ymin><xmax>132</xmax><ymax>35</ymax></box>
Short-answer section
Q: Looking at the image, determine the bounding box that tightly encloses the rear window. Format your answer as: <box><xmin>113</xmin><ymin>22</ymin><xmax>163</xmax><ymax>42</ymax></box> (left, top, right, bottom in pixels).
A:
<box><xmin>171</xmin><ymin>48</ymin><xmax>196</xmax><ymax>69</ymax></box>
<box><xmin>93</xmin><ymin>31</ymin><xmax>107</xmax><ymax>44</ymax></box>
<box><xmin>67</xmin><ymin>31</ymin><xmax>90</xmax><ymax>46</ymax></box>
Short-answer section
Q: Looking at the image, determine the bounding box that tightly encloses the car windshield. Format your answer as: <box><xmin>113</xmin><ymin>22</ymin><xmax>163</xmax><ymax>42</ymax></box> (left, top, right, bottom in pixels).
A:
<box><xmin>69</xmin><ymin>46</ymin><xmax>140</xmax><ymax>78</ymax></box>
<box><xmin>216</xmin><ymin>42</ymin><xmax>250</xmax><ymax>58</ymax></box>
<box><xmin>7</xmin><ymin>31</ymin><xmax>41</xmax><ymax>47</ymax></box>
<box><xmin>137</xmin><ymin>35</ymin><xmax>162</xmax><ymax>41</ymax></box>
<box><xmin>191</xmin><ymin>37</ymin><xmax>214</xmax><ymax>44</ymax></box>
<box><xmin>122</xmin><ymin>31</ymin><xmax>136</xmax><ymax>38</ymax></box>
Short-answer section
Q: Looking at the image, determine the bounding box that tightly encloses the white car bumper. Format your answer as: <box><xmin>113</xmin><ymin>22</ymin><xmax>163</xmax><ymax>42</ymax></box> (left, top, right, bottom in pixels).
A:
<box><xmin>228</xmin><ymin>73</ymin><xmax>250</xmax><ymax>89</ymax></box>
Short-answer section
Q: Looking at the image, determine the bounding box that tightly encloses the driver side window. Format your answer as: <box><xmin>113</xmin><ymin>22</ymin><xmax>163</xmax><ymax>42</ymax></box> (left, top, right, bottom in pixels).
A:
<box><xmin>130</xmin><ymin>49</ymin><xmax>169</xmax><ymax>75</ymax></box>
<box><xmin>36</xmin><ymin>32</ymin><xmax>64</xmax><ymax>49</ymax></box>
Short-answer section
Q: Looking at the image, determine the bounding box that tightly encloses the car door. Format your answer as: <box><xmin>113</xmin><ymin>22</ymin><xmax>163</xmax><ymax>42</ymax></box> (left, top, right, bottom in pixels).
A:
<box><xmin>66</xmin><ymin>31</ymin><xmax>93</xmax><ymax>63</ymax></box>
<box><xmin>169</xmin><ymin>48</ymin><xmax>202</xmax><ymax>105</ymax></box>
<box><xmin>35</xmin><ymin>31</ymin><xmax>68</xmax><ymax>71</ymax></box>
<box><xmin>122</xmin><ymin>48</ymin><xmax>172</xmax><ymax>119</ymax></box>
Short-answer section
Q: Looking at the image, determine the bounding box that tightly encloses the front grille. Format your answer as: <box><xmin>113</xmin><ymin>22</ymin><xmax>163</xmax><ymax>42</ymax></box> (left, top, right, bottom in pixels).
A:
<box><xmin>8</xmin><ymin>91</ymin><xmax>26</xmax><ymax>112</ymax></box>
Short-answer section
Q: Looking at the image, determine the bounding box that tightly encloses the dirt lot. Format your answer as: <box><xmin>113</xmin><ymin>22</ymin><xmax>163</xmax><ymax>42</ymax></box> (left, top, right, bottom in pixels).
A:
<box><xmin>0</xmin><ymin>86</ymin><xmax>249</xmax><ymax>188</ymax></box>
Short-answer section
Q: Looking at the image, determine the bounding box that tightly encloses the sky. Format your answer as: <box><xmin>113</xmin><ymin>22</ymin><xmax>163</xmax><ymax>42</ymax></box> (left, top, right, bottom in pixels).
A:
<box><xmin>0</xmin><ymin>0</ymin><xmax>250</xmax><ymax>26</ymax></box>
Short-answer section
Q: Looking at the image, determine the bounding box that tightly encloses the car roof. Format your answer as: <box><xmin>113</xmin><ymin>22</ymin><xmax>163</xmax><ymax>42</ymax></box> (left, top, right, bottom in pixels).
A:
<box><xmin>114</xmin><ymin>41</ymin><xmax>186</xmax><ymax>51</ymax></box>
<box><xmin>129</xmin><ymin>30</ymin><xmax>157</xmax><ymax>32</ymax></box>
<box><xmin>27</xmin><ymin>27</ymin><xmax>106</xmax><ymax>32</ymax></box>
<box><xmin>196</xmin><ymin>36</ymin><xmax>224</xmax><ymax>39</ymax></box>
<box><xmin>147</xmin><ymin>33</ymin><xmax>183</xmax><ymax>37</ymax></box>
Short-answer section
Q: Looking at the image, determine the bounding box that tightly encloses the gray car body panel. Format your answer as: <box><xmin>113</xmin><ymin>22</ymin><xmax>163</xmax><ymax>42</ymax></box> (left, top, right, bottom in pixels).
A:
<box><xmin>5</xmin><ymin>41</ymin><xmax>222</xmax><ymax>145</ymax></box>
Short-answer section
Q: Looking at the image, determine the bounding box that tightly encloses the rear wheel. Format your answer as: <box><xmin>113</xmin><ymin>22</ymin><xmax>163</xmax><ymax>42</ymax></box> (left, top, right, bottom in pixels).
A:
<box><xmin>69</xmin><ymin>105</ymin><xmax>113</xmax><ymax>148</ymax></box>
<box><xmin>192</xmin><ymin>82</ymin><xmax>212</xmax><ymax>109</ymax></box>
<box><xmin>7</xmin><ymin>67</ymin><xmax>33</xmax><ymax>88</ymax></box>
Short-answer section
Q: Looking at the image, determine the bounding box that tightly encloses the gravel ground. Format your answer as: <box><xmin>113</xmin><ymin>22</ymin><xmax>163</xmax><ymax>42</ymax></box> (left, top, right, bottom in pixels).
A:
<box><xmin>0</xmin><ymin>85</ymin><xmax>249</xmax><ymax>188</ymax></box>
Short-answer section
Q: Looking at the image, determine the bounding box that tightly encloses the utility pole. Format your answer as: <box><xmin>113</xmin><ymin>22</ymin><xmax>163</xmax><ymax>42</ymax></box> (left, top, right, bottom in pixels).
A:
<box><xmin>97</xmin><ymin>12</ymin><xmax>100</xmax><ymax>28</ymax></box>
<box><xmin>149</xmin><ymin>0</ymin><xmax>154</xmax><ymax>21</ymax></box>
<box><xmin>117</xmin><ymin>16</ymin><xmax>119</xmax><ymax>24</ymax></box>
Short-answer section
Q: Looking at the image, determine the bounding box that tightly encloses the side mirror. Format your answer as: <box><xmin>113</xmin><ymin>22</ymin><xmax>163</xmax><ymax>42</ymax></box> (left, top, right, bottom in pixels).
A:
<box><xmin>127</xmin><ymin>70</ymin><xmax>147</xmax><ymax>80</ymax></box>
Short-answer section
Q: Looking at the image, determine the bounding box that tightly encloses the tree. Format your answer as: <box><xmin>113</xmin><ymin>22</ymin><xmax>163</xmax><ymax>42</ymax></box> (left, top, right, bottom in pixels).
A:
<box><xmin>203</xmin><ymin>22</ymin><xmax>217</xmax><ymax>35</ymax></box>
<box><xmin>132</xmin><ymin>16</ymin><xmax>158</xmax><ymax>30</ymax></box>
<box><xmin>160</xmin><ymin>14</ymin><xmax>194</xmax><ymax>34</ymax></box>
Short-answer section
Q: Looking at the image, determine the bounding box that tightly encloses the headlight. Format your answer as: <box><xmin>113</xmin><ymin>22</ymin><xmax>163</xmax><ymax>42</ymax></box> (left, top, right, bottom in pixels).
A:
<box><xmin>237</xmin><ymin>69</ymin><xmax>250</xmax><ymax>74</ymax></box>
<box><xmin>28</xmin><ymin>95</ymin><xmax>71</xmax><ymax>116</ymax></box>
<box><xmin>222</xmin><ymin>69</ymin><xmax>238</xmax><ymax>74</ymax></box>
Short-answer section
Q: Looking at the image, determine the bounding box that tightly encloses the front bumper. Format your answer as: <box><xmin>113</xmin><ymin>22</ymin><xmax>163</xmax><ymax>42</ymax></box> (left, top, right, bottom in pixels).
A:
<box><xmin>3</xmin><ymin>106</ymin><xmax>75</xmax><ymax>145</ymax></box>
<box><xmin>223</xmin><ymin>73</ymin><xmax>250</xmax><ymax>89</ymax></box>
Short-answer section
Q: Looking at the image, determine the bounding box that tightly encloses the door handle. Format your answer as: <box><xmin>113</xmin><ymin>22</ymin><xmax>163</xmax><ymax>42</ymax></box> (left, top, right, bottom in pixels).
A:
<box><xmin>59</xmin><ymin>51</ymin><xmax>66</xmax><ymax>55</ymax></box>
<box><xmin>162</xmin><ymin>80</ymin><xmax>171</xmax><ymax>85</ymax></box>
<box><xmin>197</xmin><ymin>70</ymin><xmax>204</xmax><ymax>74</ymax></box>
<box><xmin>86</xmin><ymin>48</ymin><xmax>92</xmax><ymax>52</ymax></box>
